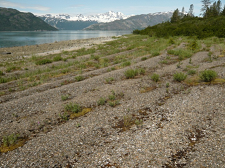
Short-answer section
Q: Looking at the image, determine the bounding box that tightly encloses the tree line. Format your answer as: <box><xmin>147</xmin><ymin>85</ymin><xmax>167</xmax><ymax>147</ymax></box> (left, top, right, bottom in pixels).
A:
<box><xmin>133</xmin><ymin>0</ymin><xmax>225</xmax><ymax>38</ymax></box>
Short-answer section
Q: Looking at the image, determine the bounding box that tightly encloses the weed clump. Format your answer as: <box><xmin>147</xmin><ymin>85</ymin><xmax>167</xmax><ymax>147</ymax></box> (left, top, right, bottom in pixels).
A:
<box><xmin>98</xmin><ymin>97</ymin><xmax>106</xmax><ymax>106</ymax></box>
<box><xmin>0</xmin><ymin>77</ymin><xmax>7</xmax><ymax>83</ymax></box>
<box><xmin>187</xmin><ymin>69</ymin><xmax>196</xmax><ymax>75</ymax></box>
<box><xmin>0</xmin><ymin>70</ymin><xmax>4</xmax><ymax>76</ymax></box>
<box><xmin>61</xmin><ymin>95</ymin><xmax>69</xmax><ymax>101</ymax></box>
<box><xmin>35</xmin><ymin>59</ymin><xmax>52</xmax><ymax>65</ymax></box>
<box><xmin>53</xmin><ymin>55</ymin><xmax>63</xmax><ymax>61</ymax></box>
<box><xmin>124</xmin><ymin>69</ymin><xmax>138</xmax><ymax>79</ymax></box>
<box><xmin>200</xmin><ymin>70</ymin><xmax>217</xmax><ymax>82</ymax></box>
<box><xmin>2</xmin><ymin>134</ymin><xmax>19</xmax><ymax>147</ymax></box>
<box><xmin>75</xmin><ymin>75</ymin><xmax>84</xmax><ymax>81</ymax></box>
<box><xmin>173</xmin><ymin>72</ymin><xmax>187</xmax><ymax>82</ymax></box>
<box><xmin>151</xmin><ymin>73</ymin><xmax>160</xmax><ymax>82</ymax></box>
<box><xmin>65</xmin><ymin>103</ymin><xmax>81</xmax><ymax>113</ymax></box>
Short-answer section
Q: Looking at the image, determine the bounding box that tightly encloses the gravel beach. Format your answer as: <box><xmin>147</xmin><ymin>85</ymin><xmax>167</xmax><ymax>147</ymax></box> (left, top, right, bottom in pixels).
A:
<box><xmin>0</xmin><ymin>35</ymin><xmax>224</xmax><ymax>167</ymax></box>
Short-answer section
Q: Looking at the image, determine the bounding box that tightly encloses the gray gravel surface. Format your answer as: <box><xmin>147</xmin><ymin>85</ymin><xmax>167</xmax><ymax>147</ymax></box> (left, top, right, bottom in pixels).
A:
<box><xmin>0</xmin><ymin>40</ymin><xmax>225</xmax><ymax>167</ymax></box>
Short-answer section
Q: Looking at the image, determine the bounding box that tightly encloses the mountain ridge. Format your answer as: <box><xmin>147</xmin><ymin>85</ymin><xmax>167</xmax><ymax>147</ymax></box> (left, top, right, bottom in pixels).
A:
<box><xmin>39</xmin><ymin>11</ymin><xmax>131</xmax><ymax>23</ymax></box>
<box><xmin>39</xmin><ymin>11</ymin><xmax>173</xmax><ymax>31</ymax></box>
<box><xmin>0</xmin><ymin>7</ymin><xmax>57</xmax><ymax>31</ymax></box>
<box><xmin>84</xmin><ymin>12</ymin><xmax>173</xmax><ymax>30</ymax></box>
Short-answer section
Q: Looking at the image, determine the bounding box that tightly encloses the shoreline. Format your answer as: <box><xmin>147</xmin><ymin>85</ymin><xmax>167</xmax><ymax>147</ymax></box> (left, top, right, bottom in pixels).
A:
<box><xmin>0</xmin><ymin>36</ymin><xmax>116</xmax><ymax>59</ymax></box>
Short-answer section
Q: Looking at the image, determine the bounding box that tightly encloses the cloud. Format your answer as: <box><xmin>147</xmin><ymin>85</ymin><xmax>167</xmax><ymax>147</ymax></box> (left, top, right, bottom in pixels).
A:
<box><xmin>0</xmin><ymin>0</ymin><xmax>50</xmax><ymax>11</ymax></box>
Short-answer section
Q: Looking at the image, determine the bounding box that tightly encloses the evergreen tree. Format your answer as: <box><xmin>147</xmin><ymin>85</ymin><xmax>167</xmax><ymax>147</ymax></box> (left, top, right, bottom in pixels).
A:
<box><xmin>171</xmin><ymin>9</ymin><xmax>180</xmax><ymax>23</ymax></box>
<box><xmin>221</xmin><ymin>5</ymin><xmax>225</xmax><ymax>16</ymax></box>
<box><xmin>201</xmin><ymin>0</ymin><xmax>212</xmax><ymax>15</ymax></box>
<box><xmin>188</xmin><ymin>4</ymin><xmax>194</xmax><ymax>17</ymax></box>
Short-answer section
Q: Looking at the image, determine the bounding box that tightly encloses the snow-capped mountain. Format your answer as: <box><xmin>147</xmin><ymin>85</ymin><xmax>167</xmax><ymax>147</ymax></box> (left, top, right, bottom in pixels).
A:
<box><xmin>39</xmin><ymin>11</ymin><xmax>130</xmax><ymax>23</ymax></box>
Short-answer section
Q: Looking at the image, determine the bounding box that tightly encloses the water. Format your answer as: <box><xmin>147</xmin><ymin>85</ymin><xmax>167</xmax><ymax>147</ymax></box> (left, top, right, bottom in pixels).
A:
<box><xmin>0</xmin><ymin>30</ymin><xmax>132</xmax><ymax>48</ymax></box>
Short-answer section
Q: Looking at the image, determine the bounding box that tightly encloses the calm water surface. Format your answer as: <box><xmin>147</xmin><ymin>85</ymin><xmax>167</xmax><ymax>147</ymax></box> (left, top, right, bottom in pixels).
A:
<box><xmin>0</xmin><ymin>30</ymin><xmax>131</xmax><ymax>48</ymax></box>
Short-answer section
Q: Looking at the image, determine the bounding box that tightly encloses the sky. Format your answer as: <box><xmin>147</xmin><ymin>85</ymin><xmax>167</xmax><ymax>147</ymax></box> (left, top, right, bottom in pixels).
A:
<box><xmin>0</xmin><ymin>0</ymin><xmax>224</xmax><ymax>16</ymax></box>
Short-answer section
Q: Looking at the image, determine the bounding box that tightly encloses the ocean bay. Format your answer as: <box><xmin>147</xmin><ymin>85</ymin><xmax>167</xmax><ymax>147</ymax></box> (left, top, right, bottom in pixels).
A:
<box><xmin>0</xmin><ymin>30</ymin><xmax>131</xmax><ymax>48</ymax></box>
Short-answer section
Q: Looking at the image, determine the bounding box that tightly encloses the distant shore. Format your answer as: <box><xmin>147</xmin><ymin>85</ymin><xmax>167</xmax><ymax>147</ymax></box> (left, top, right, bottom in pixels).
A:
<box><xmin>0</xmin><ymin>36</ymin><xmax>115</xmax><ymax>59</ymax></box>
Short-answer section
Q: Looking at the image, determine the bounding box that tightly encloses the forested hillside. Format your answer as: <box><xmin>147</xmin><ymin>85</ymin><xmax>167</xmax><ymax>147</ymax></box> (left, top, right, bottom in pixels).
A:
<box><xmin>0</xmin><ymin>7</ymin><xmax>57</xmax><ymax>31</ymax></box>
<box><xmin>134</xmin><ymin>0</ymin><xmax>225</xmax><ymax>38</ymax></box>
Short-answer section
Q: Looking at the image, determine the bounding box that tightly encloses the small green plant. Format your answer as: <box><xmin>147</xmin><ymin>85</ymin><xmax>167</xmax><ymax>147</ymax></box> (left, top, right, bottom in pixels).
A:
<box><xmin>97</xmin><ymin>97</ymin><xmax>106</xmax><ymax>106</ymax></box>
<box><xmin>59</xmin><ymin>112</ymin><xmax>69</xmax><ymax>121</ymax></box>
<box><xmin>35</xmin><ymin>59</ymin><xmax>52</xmax><ymax>65</ymax></box>
<box><xmin>65</xmin><ymin>103</ymin><xmax>81</xmax><ymax>113</ymax></box>
<box><xmin>2</xmin><ymin>134</ymin><xmax>19</xmax><ymax>147</ymax></box>
<box><xmin>187</xmin><ymin>69</ymin><xmax>196</xmax><ymax>75</ymax></box>
<box><xmin>141</xmin><ymin>57</ymin><xmax>147</xmax><ymax>61</ymax></box>
<box><xmin>135</xmin><ymin>119</ymin><xmax>143</xmax><ymax>126</ymax></box>
<box><xmin>160</xmin><ymin>60</ymin><xmax>168</xmax><ymax>64</ymax></box>
<box><xmin>75</xmin><ymin>75</ymin><xmax>84</xmax><ymax>81</ymax></box>
<box><xmin>0</xmin><ymin>70</ymin><xmax>4</xmax><ymax>76</ymax></box>
<box><xmin>0</xmin><ymin>77</ymin><xmax>7</xmax><ymax>83</ymax></box>
<box><xmin>173</xmin><ymin>72</ymin><xmax>187</xmax><ymax>82</ymax></box>
<box><xmin>108</xmin><ymin>100</ymin><xmax>120</xmax><ymax>107</ymax></box>
<box><xmin>200</xmin><ymin>70</ymin><xmax>217</xmax><ymax>82</ymax></box>
<box><xmin>138</xmin><ymin>68</ymin><xmax>145</xmax><ymax>75</ymax></box>
<box><xmin>166</xmin><ymin>83</ymin><xmax>170</xmax><ymax>88</ymax></box>
<box><xmin>91</xmin><ymin>55</ymin><xmax>100</xmax><ymax>61</ymax></box>
<box><xmin>151</xmin><ymin>51</ymin><xmax>160</xmax><ymax>56</ymax></box>
<box><xmin>151</xmin><ymin>73</ymin><xmax>160</xmax><ymax>82</ymax></box>
<box><xmin>6</xmin><ymin>66</ymin><xmax>18</xmax><ymax>73</ymax></box>
<box><xmin>124</xmin><ymin>69</ymin><xmax>138</xmax><ymax>79</ymax></box>
<box><xmin>122</xmin><ymin>61</ymin><xmax>131</xmax><ymax>67</ymax></box>
<box><xmin>61</xmin><ymin>95</ymin><xmax>69</xmax><ymax>101</ymax></box>
<box><xmin>108</xmin><ymin>90</ymin><xmax>116</xmax><ymax>101</ymax></box>
<box><xmin>189</xmin><ymin>58</ymin><xmax>192</xmax><ymax>64</ymax></box>
<box><xmin>53</xmin><ymin>55</ymin><xmax>63</xmax><ymax>61</ymax></box>
<box><xmin>105</xmin><ymin>77</ymin><xmax>114</xmax><ymax>84</ymax></box>
<box><xmin>168</xmin><ymin>38</ymin><xmax>175</xmax><ymax>44</ymax></box>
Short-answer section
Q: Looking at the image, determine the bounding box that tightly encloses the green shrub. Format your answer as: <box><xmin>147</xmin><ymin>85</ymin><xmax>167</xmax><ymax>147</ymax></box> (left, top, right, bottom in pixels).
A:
<box><xmin>75</xmin><ymin>75</ymin><xmax>84</xmax><ymax>81</ymax></box>
<box><xmin>187</xmin><ymin>69</ymin><xmax>196</xmax><ymax>75</ymax></box>
<box><xmin>65</xmin><ymin>103</ymin><xmax>81</xmax><ymax>113</ymax></box>
<box><xmin>2</xmin><ymin>134</ymin><xmax>19</xmax><ymax>147</ymax></box>
<box><xmin>59</xmin><ymin>112</ymin><xmax>69</xmax><ymax>121</ymax></box>
<box><xmin>122</xmin><ymin>61</ymin><xmax>131</xmax><ymax>67</ymax></box>
<box><xmin>0</xmin><ymin>77</ymin><xmax>7</xmax><ymax>83</ymax></box>
<box><xmin>98</xmin><ymin>97</ymin><xmax>106</xmax><ymax>106</ymax></box>
<box><xmin>151</xmin><ymin>73</ymin><xmax>160</xmax><ymax>82</ymax></box>
<box><xmin>35</xmin><ymin>59</ymin><xmax>52</xmax><ymax>65</ymax></box>
<box><xmin>6</xmin><ymin>66</ymin><xmax>18</xmax><ymax>73</ymax></box>
<box><xmin>61</xmin><ymin>95</ymin><xmax>69</xmax><ymax>101</ymax></box>
<box><xmin>138</xmin><ymin>68</ymin><xmax>145</xmax><ymax>75</ymax></box>
<box><xmin>124</xmin><ymin>69</ymin><xmax>138</xmax><ymax>79</ymax></box>
<box><xmin>151</xmin><ymin>51</ymin><xmax>160</xmax><ymax>56</ymax></box>
<box><xmin>53</xmin><ymin>55</ymin><xmax>63</xmax><ymax>61</ymax></box>
<box><xmin>166</xmin><ymin>83</ymin><xmax>170</xmax><ymax>88</ymax></box>
<box><xmin>200</xmin><ymin>70</ymin><xmax>217</xmax><ymax>82</ymax></box>
<box><xmin>108</xmin><ymin>100</ymin><xmax>120</xmax><ymax>107</ymax></box>
<box><xmin>173</xmin><ymin>72</ymin><xmax>187</xmax><ymax>82</ymax></box>
<box><xmin>0</xmin><ymin>70</ymin><xmax>4</xmax><ymax>76</ymax></box>
<box><xmin>105</xmin><ymin>77</ymin><xmax>114</xmax><ymax>84</ymax></box>
<box><xmin>141</xmin><ymin>57</ymin><xmax>147</xmax><ymax>61</ymax></box>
